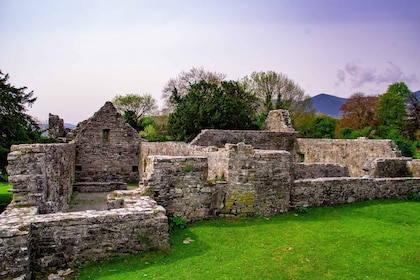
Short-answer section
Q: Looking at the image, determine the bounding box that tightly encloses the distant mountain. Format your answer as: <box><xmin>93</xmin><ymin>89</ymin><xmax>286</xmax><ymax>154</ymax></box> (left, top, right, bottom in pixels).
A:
<box><xmin>65</xmin><ymin>123</ymin><xmax>76</xmax><ymax>129</ymax></box>
<box><xmin>311</xmin><ymin>93</ymin><xmax>347</xmax><ymax>118</ymax></box>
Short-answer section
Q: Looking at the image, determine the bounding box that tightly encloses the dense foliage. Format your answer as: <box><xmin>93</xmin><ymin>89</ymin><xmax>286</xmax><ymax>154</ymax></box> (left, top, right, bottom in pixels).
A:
<box><xmin>333</xmin><ymin>82</ymin><xmax>419</xmax><ymax>157</ymax></box>
<box><xmin>0</xmin><ymin>71</ymin><xmax>41</xmax><ymax>179</ymax></box>
<box><xmin>168</xmin><ymin>80</ymin><xmax>259</xmax><ymax>142</ymax></box>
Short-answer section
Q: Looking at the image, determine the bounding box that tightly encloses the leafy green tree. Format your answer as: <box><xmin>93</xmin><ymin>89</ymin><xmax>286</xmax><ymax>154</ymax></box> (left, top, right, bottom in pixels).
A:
<box><xmin>0</xmin><ymin>71</ymin><xmax>41</xmax><ymax>178</ymax></box>
<box><xmin>113</xmin><ymin>93</ymin><xmax>157</xmax><ymax>120</ymax></box>
<box><xmin>313</xmin><ymin>115</ymin><xmax>338</xmax><ymax>139</ymax></box>
<box><xmin>168</xmin><ymin>81</ymin><xmax>259</xmax><ymax>142</ymax></box>
<box><xmin>377</xmin><ymin>82</ymin><xmax>410</xmax><ymax>129</ymax></box>
<box><xmin>112</xmin><ymin>93</ymin><xmax>157</xmax><ymax>132</ymax></box>
<box><xmin>162</xmin><ymin>67</ymin><xmax>226</xmax><ymax>113</ymax></box>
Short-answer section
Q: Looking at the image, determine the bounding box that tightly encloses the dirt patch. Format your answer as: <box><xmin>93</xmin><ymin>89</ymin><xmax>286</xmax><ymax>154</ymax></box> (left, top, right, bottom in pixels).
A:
<box><xmin>68</xmin><ymin>192</ymin><xmax>109</xmax><ymax>212</ymax></box>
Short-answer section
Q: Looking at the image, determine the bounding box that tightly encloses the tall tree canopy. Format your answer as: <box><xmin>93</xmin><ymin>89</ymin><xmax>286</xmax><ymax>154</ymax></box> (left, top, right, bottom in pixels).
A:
<box><xmin>112</xmin><ymin>93</ymin><xmax>157</xmax><ymax>120</ymax></box>
<box><xmin>240</xmin><ymin>71</ymin><xmax>313</xmax><ymax>126</ymax></box>
<box><xmin>337</xmin><ymin>92</ymin><xmax>379</xmax><ymax>131</ymax></box>
<box><xmin>377</xmin><ymin>82</ymin><xmax>410</xmax><ymax>129</ymax></box>
<box><xmin>168</xmin><ymin>80</ymin><xmax>258</xmax><ymax>142</ymax></box>
<box><xmin>161</xmin><ymin>67</ymin><xmax>226</xmax><ymax>113</ymax></box>
<box><xmin>0</xmin><ymin>71</ymin><xmax>40</xmax><ymax>176</ymax></box>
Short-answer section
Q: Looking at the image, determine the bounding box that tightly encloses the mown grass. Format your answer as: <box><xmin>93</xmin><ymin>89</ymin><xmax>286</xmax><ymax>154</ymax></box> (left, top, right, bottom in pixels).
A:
<box><xmin>0</xmin><ymin>182</ymin><xmax>12</xmax><ymax>212</ymax></box>
<box><xmin>70</xmin><ymin>200</ymin><xmax>420</xmax><ymax>279</ymax></box>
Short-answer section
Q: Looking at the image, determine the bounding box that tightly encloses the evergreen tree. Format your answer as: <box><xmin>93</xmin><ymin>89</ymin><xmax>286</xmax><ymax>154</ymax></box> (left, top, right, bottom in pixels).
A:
<box><xmin>0</xmin><ymin>71</ymin><xmax>40</xmax><ymax>177</ymax></box>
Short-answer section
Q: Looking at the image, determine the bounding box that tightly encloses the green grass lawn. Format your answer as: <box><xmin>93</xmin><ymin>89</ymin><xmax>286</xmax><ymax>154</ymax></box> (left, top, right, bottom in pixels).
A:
<box><xmin>0</xmin><ymin>182</ymin><xmax>12</xmax><ymax>212</ymax></box>
<box><xmin>69</xmin><ymin>200</ymin><xmax>420</xmax><ymax>280</ymax></box>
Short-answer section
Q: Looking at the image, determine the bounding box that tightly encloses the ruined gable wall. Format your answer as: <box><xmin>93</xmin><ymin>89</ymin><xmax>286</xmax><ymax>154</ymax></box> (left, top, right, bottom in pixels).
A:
<box><xmin>74</xmin><ymin>102</ymin><xmax>140</xmax><ymax>183</ymax></box>
<box><xmin>296</xmin><ymin>138</ymin><xmax>401</xmax><ymax>177</ymax></box>
<box><xmin>7</xmin><ymin>143</ymin><xmax>75</xmax><ymax>214</ymax></box>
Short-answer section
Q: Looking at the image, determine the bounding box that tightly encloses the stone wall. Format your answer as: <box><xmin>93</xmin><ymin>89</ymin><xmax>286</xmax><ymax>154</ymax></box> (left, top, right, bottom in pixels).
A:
<box><xmin>296</xmin><ymin>138</ymin><xmax>401</xmax><ymax>177</ymax></box>
<box><xmin>222</xmin><ymin>143</ymin><xmax>292</xmax><ymax>216</ymax></box>
<box><xmin>7</xmin><ymin>143</ymin><xmax>75</xmax><ymax>214</ymax></box>
<box><xmin>363</xmin><ymin>157</ymin><xmax>411</xmax><ymax>178</ymax></box>
<box><xmin>142</xmin><ymin>156</ymin><xmax>217</xmax><ymax>222</ymax></box>
<box><xmin>0</xmin><ymin>207</ymin><xmax>37</xmax><ymax>279</ymax></box>
<box><xmin>293</xmin><ymin>163</ymin><xmax>349</xmax><ymax>180</ymax></box>
<box><xmin>291</xmin><ymin>177</ymin><xmax>420</xmax><ymax>208</ymax></box>
<box><xmin>190</xmin><ymin>129</ymin><xmax>298</xmax><ymax>157</ymax></box>
<box><xmin>141</xmin><ymin>141</ymin><xmax>229</xmax><ymax>180</ymax></box>
<box><xmin>48</xmin><ymin>113</ymin><xmax>66</xmax><ymax>138</ymax></box>
<box><xmin>262</xmin><ymin>109</ymin><xmax>296</xmax><ymax>133</ymax></box>
<box><xmin>0</xmin><ymin>197</ymin><xmax>169</xmax><ymax>278</ymax></box>
<box><xmin>74</xmin><ymin>102</ymin><xmax>140</xmax><ymax>184</ymax></box>
<box><xmin>142</xmin><ymin>143</ymin><xmax>293</xmax><ymax>218</ymax></box>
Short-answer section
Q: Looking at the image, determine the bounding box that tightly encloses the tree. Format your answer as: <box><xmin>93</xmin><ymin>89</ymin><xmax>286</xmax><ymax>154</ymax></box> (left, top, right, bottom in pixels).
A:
<box><xmin>240</xmin><ymin>71</ymin><xmax>313</xmax><ymax>126</ymax></box>
<box><xmin>0</xmin><ymin>71</ymin><xmax>41</xmax><ymax>177</ymax></box>
<box><xmin>162</xmin><ymin>67</ymin><xmax>226</xmax><ymax>113</ymax></box>
<box><xmin>112</xmin><ymin>93</ymin><xmax>157</xmax><ymax>131</ymax></box>
<box><xmin>336</xmin><ymin>92</ymin><xmax>379</xmax><ymax>133</ymax></box>
<box><xmin>313</xmin><ymin>115</ymin><xmax>339</xmax><ymax>139</ymax></box>
<box><xmin>112</xmin><ymin>93</ymin><xmax>157</xmax><ymax>121</ymax></box>
<box><xmin>377</xmin><ymin>82</ymin><xmax>410</xmax><ymax>130</ymax></box>
<box><xmin>404</xmin><ymin>92</ymin><xmax>420</xmax><ymax>140</ymax></box>
<box><xmin>168</xmin><ymin>80</ymin><xmax>259</xmax><ymax>142</ymax></box>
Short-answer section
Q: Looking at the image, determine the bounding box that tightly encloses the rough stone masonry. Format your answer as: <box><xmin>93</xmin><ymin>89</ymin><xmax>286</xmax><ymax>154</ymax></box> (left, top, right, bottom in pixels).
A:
<box><xmin>1</xmin><ymin>107</ymin><xmax>420</xmax><ymax>279</ymax></box>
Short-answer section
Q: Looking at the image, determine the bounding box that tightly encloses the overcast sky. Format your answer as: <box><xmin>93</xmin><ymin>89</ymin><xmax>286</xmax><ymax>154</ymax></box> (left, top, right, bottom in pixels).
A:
<box><xmin>1</xmin><ymin>0</ymin><xmax>419</xmax><ymax>124</ymax></box>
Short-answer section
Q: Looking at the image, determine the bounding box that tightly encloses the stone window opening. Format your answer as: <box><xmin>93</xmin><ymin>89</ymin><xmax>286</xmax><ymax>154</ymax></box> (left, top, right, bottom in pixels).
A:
<box><xmin>102</xmin><ymin>129</ymin><xmax>110</xmax><ymax>141</ymax></box>
<box><xmin>132</xmin><ymin>166</ymin><xmax>139</xmax><ymax>172</ymax></box>
<box><xmin>76</xmin><ymin>165</ymin><xmax>82</xmax><ymax>172</ymax></box>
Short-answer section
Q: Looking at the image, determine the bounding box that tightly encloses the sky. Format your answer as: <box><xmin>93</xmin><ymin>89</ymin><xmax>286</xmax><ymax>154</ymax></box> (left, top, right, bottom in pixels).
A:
<box><xmin>1</xmin><ymin>0</ymin><xmax>419</xmax><ymax>125</ymax></box>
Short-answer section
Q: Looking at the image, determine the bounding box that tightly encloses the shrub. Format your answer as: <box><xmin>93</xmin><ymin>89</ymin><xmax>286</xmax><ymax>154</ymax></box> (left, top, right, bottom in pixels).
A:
<box><xmin>408</xmin><ymin>192</ymin><xmax>420</xmax><ymax>202</ymax></box>
<box><xmin>296</xmin><ymin>205</ymin><xmax>309</xmax><ymax>214</ymax></box>
<box><xmin>169</xmin><ymin>216</ymin><xmax>187</xmax><ymax>230</ymax></box>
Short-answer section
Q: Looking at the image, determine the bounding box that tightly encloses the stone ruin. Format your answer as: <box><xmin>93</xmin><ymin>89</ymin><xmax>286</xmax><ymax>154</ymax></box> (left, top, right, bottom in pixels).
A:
<box><xmin>1</xmin><ymin>105</ymin><xmax>420</xmax><ymax>279</ymax></box>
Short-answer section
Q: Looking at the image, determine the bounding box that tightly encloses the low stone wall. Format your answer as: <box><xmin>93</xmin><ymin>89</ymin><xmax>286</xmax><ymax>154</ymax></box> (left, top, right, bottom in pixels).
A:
<box><xmin>190</xmin><ymin>129</ymin><xmax>298</xmax><ymax>155</ymax></box>
<box><xmin>293</xmin><ymin>163</ymin><xmax>349</xmax><ymax>180</ymax></box>
<box><xmin>7</xmin><ymin>143</ymin><xmax>75</xmax><ymax>214</ymax></box>
<box><xmin>0</xmin><ymin>207</ymin><xmax>37</xmax><ymax>279</ymax></box>
<box><xmin>291</xmin><ymin>177</ymin><xmax>420</xmax><ymax>208</ymax></box>
<box><xmin>0</xmin><ymin>197</ymin><xmax>169</xmax><ymax>278</ymax></box>
<box><xmin>141</xmin><ymin>141</ymin><xmax>229</xmax><ymax>180</ymax></box>
<box><xmin>296</xmin><ymin>138</ymin><xmax>401</xmax><ymax>177</ymax></box>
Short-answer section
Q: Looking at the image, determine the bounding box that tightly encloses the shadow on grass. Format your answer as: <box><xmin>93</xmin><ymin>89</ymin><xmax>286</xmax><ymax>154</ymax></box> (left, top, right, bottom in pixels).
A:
<box><xmin>191</xmin><ymin>199</ymin><xmax>415</xmax><ymax>229</ymax></box>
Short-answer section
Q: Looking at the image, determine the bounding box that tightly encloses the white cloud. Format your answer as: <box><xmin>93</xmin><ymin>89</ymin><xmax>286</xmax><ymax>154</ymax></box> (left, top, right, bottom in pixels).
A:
<box><xmin>336</xmin><ymin>60</ymin><xmax>418</xmax><ymax>89</ymax></box>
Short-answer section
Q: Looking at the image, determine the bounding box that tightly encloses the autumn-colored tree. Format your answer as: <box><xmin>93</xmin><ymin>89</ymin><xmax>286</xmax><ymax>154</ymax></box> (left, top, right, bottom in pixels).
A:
<box><xmin>336</xmin><ymin>92</ymin><xmax>379</xmax><ymax>135</ymax></box>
